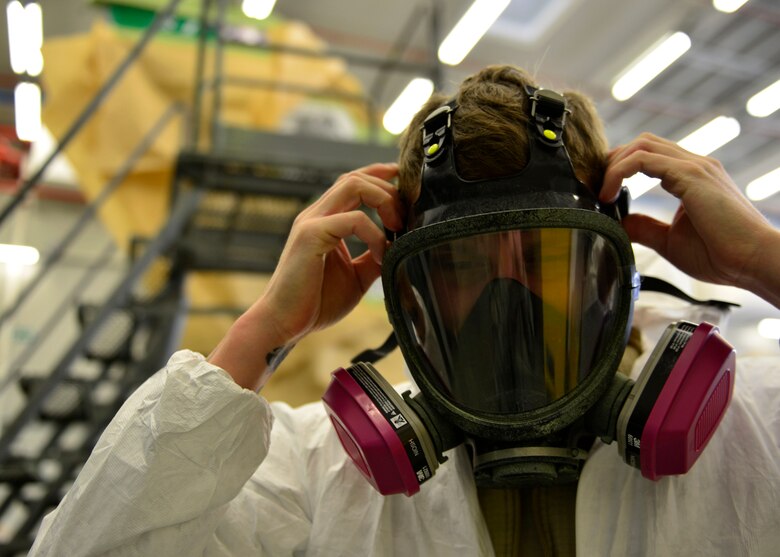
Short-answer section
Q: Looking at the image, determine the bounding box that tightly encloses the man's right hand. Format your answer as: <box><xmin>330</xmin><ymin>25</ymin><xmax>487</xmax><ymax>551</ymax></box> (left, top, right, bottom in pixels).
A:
<box><xmin>208</xmin><ymin>163</ymin><xmax>404</xmax><ymax>391</ymax></box>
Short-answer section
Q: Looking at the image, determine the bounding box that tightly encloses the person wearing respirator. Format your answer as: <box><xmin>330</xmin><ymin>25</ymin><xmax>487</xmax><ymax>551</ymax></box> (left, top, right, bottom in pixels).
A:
<box><xmin>31</xmin><ymin>65</ymin><xmax>780</xmax><ymax>557</ymax></box>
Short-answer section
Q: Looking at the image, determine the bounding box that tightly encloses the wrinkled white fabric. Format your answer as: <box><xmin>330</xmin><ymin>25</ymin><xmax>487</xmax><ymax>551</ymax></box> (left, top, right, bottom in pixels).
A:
<box><xmin>579</xmin><ymin>356</ymin><xmax>780</xmax><ymax>556</ymax></box>
<box><xmin>28</xmin><ymin>351</ymin><xmax>491</xmax><ymax>556</ymax></box>
<box><xmin>29</xmin><ymin>306</ymin><xmax>780</xmax><ymax>556</ymax></box>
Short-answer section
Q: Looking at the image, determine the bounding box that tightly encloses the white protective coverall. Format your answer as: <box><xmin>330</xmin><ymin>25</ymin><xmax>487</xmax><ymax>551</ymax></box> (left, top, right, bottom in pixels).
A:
<box><xmin>29</xmin><ymin>258</ymin><xmax>780</xmax><ymax>556</ymax></box>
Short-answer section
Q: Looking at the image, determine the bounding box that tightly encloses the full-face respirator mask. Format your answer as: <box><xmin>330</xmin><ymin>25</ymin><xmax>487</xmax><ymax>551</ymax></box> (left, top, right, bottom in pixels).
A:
<box><xmin>322</xmin><ymin>87</ymin><xmax>736</xmax><ymax>496</ymax></box>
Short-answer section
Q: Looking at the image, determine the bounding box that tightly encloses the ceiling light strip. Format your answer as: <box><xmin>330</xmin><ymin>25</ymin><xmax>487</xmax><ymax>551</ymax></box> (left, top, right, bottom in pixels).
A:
<box><xmin>242</xmin><ymin>0</ymin><xmax>277</xmax><ymax>20</ymax></box>
<box><xmin>611</xmin><ymin>32</ymin><xmax>691</xmax><ymax>102</ymax></box>
<box><xmin>6</xmin><ymin>1</ymin><xmax>43</xmax><ymax>77</ymax></box>
<box><xmin>746</xmin><ymin>79</ymin><xmax>780</xmax><ymax>118</ymax></box>
<box><xmin>713</xmin><ymin>0</ymin><xmax>750</xmax><ymax>14</ymax></box>
<box><xmin>383</xmin><ymin>78</ymin><xmax>434</xmax><ymax>135</ymax></box>
<box><xmin>0</xmin><ymin>243</ymin><xmax>40</xmax><ymax>266</ymax></box>
<box><xmin>746</xmin><ymin>167</ymin><xmax>780</xmax><ymax>201</ymax></box>
<box><xmin>676</xmin><ymin>116</ymin><xmax>741</xmax><ymax>156</ymax></box>
<box><xmin>437</xmin><ymin>0</ymin><xmax>511</xmax><ymax>66</ymax></box>
<box><xmin>14</xmin><ymin>82</ymin><xmax>42</xmax><ymax>142</ymax></box>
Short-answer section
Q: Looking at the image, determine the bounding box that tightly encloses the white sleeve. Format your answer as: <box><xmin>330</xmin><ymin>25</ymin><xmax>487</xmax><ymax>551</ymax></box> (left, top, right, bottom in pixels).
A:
<box><xmin>28</xmin><ymin>350</ymin><xmax>277</xmax><ymax>557</ymax></box>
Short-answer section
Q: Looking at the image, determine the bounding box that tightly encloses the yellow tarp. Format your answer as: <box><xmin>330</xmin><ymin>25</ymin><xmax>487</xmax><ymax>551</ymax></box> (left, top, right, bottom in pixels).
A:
<box><xmin>41</xmin><ymin>18</ymin><xmax>404</xmax><ymax>403</ymax></box>
<box><xmin>41</xmin><ymin>17</ymin><xmax>367</xmax><ymax>248</ymax></box>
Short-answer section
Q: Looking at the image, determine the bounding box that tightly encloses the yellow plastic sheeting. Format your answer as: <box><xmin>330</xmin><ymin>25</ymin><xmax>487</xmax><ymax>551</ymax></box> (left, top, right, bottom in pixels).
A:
<box><xmin>40</xmin><ymin>18</ymin><xmax>394</xmax><ymax>403</ymax></box>
<box><xmin>41</xmin><ymin>18</ymin><xmax>367</xmax><ymax>249</ymax></box>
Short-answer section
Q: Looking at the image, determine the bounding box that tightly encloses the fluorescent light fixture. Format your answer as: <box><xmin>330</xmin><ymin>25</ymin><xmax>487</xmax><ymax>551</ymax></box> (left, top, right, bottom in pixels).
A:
<box><xmin>25</xmin><ymin>3</ymin><xmax>43</xmax><ymax>76</ymax></box>
<box><xmin>383</xmin><ymin>78</ymin><xmax>434</xmax><ymax>135</ymax></box>
<box><xmin>611</xmin><ymin>32</ymin><xmax>691</xmax><ymax>101</ymax></box>
<box><xmin>438</xmin><ymin>0</ymin><xmax>511</xmax><ymax>66</ymax></box>
<box><xmin>242</xmin><ymin>0</ymin><xmax>277</xmax><ymax>20</ymax></box>
<box><xmin>746</xmin><ymin>166</ymin><xmax>780</xmax><ymax>201</ymax></box>
<box><xmin>6</xmin><ymin>1</ymin><xmax>43</xmax><ymax>76</ymax></box>
<box><xmin>0</xmin><ymin>243</ymin><xmax>40</xmax><ymax>266</ymax></box>
<box><xmin>623</xmin><ymin>173</ymin><xmax>661</xmax><ymax>200</ymax></box>
<box><xmin>624</xmin><ymin>116</ymin><xmax>740</xmax><ymax>198</ymax></box>
<box><xmin>746</xmin><ymin>79</ymin><xmax>780</xmax><ymax>118</ymax></box>
<box><xmin>677</xmin><ymin>116</ymin><xmax>740</xmax><ymax>156</ymax></box>
<box><xmin>758</xmin><ymin>318</ymin><xmax>780</xmax><ymax>340</ymax></box>
<box><xmin>713</xmin><ymin>0</ymin><xmax>750</xmax><ymax>13</ymax></box>
<box><xmin>14</xmin><ymin>82</ymin><xmax>42</xmax><ymax>142</ymax></box>
<box><xmin>7</xmin><ymin>1</ymin><xmax>26</xmax><ymax>74</ymax></box>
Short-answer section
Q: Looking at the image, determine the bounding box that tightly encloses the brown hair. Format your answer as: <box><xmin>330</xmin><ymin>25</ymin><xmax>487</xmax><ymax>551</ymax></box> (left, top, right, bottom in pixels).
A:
<box><xmin>397</xmin><ymin>65</ymin><xmax>609</xmax><ymax>204</ymax></box>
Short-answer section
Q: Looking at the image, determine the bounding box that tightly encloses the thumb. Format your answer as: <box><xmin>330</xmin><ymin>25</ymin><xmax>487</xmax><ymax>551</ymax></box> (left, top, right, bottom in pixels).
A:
<box><xmin>622</xmin><ymin>213</ymin><xmax>670</xmax><ymax>258</ymax></box>
<box><xmin>352</xmin><ymin>250</ymin><xmax>383</xmax><ymax>293</ymax></box>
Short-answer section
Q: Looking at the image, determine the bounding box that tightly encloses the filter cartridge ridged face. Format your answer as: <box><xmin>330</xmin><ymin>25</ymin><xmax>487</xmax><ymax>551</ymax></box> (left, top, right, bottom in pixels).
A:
<box><xmin>695</xmin><ymin>370</ymin><xmax>731</xmax><ymax>451</ymax></box>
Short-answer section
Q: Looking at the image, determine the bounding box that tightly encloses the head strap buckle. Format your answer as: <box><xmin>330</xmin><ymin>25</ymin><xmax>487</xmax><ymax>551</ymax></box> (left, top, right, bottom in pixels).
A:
<box><xmin>527</xmin><ymin>87</ymin><xmax>570</xmax><ymax>148</ymax></box>
<box><xmin>421</xmin><ymin>102</ymin><xmax>457</xmax><ymax>164</ymax></box>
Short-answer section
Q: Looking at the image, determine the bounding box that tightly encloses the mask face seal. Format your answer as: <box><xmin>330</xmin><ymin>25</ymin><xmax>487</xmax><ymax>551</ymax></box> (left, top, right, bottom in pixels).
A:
<box><xmin>381</xmin><ymin>88</ymin><xmax>638</xmax><ymax>442</ymax></box>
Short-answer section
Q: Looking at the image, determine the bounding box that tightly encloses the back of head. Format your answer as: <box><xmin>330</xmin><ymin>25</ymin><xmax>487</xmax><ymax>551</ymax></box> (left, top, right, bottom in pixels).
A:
<box><xmin>397</xmin><ymin>65</ymin><xmax>610</xmax><ymax>204</ymax></box>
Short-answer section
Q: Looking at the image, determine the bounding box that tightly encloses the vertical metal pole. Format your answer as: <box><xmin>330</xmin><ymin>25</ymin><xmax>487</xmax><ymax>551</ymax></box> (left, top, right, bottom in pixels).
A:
<box><xmin>210</xmin><ymin>0</ymin><xmax>227</xmax><ymax>149</ymax></box>
<box><xmin>190</xmin><ymin>0</ymin><xmax>214</xmax><ymax>151</ymax></box>
<box><xmin>368</xmin><ymin>4</ymin><xmax>429</xmax><ymax>102</ymax></box>
<box><xmin>367</xmin><ymin>98</ymin><xmax>378</xmax><ymax>143</ymax></box>
<box><xmin>367</xmin><ymin>3</ymin><xmax>430</xmax><ymax>142</ymax></box>
<box><xmin>429</xmin><ymin>0</ymin><xmax>444</xmax><ymax>91</ymax></box>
